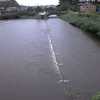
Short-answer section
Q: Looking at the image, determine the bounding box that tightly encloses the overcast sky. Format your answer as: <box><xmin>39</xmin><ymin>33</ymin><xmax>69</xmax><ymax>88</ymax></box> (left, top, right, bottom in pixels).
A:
<box><xmin>16</xmin><ymin>0</ymin><xmax>59</xmax><ymax>6</ymax></box>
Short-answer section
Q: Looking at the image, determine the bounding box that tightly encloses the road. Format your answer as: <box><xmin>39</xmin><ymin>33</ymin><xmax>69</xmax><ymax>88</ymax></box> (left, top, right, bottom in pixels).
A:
<box><xmin>0</xmin><ymin>18</ymin><xmax>100</xmax><ymax>100</ymax></box>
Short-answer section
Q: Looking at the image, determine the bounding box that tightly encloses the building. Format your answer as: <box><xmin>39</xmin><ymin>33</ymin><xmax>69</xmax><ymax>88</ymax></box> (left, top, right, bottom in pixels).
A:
<box><xmin>0</xmin><ymin>0</ymin><xmax>19</xmax><ymax>9</ymax></box>
<box><xmin>79</xmin><ymin>0</ymin><xmax>100</xmax><ymax>13</ymax></box>
<box><xmin>79</xmin><ymin>0</ymin><xmax>96</xmax><ymax>13</ymax></box>
<box><xmin>80</xmin><ymin>2</ymin><xmax>96</xmax><ymax>13</ymax></box>
<box><xmin>0</xmin><ymin>0</ymin><xmax>19</xmax><ymax>13</ymax></box>
<box><xmin>0</xmin><ymin>0</ymin><xmax>19</xmax><ymax>18</ymax></box>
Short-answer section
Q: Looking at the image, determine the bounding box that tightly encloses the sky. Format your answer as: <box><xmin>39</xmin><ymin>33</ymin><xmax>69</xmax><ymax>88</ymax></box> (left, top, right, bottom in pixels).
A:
<box><xmin>16</xmin><ymin>0</ymin><xmax>59</xmax><ymax>6</ymax></box>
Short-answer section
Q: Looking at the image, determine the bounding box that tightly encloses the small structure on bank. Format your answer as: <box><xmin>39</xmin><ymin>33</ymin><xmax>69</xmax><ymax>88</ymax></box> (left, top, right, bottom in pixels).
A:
<box><xmin>0</xmin><ymin>0</ymin><xmax>19</xmax><ymax>10</ymax></box>
<box><xmin>79</xmin><ymin>0</ymin><xmax>100</xmax><ymax>13</ymax></box>
<box><xmin>0</xmin><ymin>0</ymin><xmax>19</xmax><ymax>18</ymax></box>
<box><xmin>79</xmin><ymin>1</ymin><xmax>96</xmax><ymax>13</ymax></box>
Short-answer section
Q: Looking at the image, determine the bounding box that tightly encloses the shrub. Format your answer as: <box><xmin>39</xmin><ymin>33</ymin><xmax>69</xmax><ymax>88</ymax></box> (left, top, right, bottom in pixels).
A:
<box><xmin>92</xmin><ymin>92</ymin><xmax>100</xmax><ymax>100</ymax></box>
<box><xmin>60</xmin><ymin>12</ymin><xmax>100</xmax><ymax>37</ymax></box>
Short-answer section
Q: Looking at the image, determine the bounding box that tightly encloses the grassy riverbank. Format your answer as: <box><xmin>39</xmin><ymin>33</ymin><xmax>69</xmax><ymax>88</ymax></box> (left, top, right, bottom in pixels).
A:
<box><xmin>92</xmin><ymin>92</ymin><xmax>100</xmax><ymax>100</ymax></box>
<box><xmin>60</xmin><ymin>11</ymin><xmax>100</xmax><ymax>37</ymax></box>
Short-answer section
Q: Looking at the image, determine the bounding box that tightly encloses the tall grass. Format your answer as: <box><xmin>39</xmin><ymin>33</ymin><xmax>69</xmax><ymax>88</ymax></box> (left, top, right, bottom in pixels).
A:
<box><xmin>92</xmin><ymin>92</ymin><xmax>100</xmax><ymax>100</ymax></box>
<box><xmin>60</xmin><ymin>11</ymin><xmax>100</xmax><ymax>37</ymax></box>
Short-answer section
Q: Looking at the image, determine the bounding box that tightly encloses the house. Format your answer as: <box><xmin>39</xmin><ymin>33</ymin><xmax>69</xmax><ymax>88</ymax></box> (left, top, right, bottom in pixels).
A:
<box><xmin>80</xmin><ymin>3</ymin><xmax>96</xmax><ymax>13</ymax></box>
<box><xmin>79</xmin><ymin>0</ymin><xmax>96</xmax><ymax>13</ymax></box>
<box><xmin>0</xmin><ymin>0</ymin><xmax>19</xmax><ymax>13</ymax></box>
<box><xmin>79</xmin><ymin>0</ymin><xmax>100</xmax><ymax>13</ymax></box>
<box><xmin>0</xmin><ymin>0</ymin><xmax>19</xmax><ymax>18</ymax></box>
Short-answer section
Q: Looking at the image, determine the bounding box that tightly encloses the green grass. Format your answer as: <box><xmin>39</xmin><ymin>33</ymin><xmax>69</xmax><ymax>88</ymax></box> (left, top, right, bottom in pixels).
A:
<box><xmin>60</xmin><ymin>11</ymin><xmax>100</xmax><ymax>37</ymax></box>
<box><xmin>92</xmin><ymin>92</ymin><xmax>100</xmax><ymax>100</ymax></box>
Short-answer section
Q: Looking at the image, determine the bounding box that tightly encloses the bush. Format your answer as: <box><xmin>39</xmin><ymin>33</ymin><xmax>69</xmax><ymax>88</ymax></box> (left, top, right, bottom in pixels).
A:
<box><xmin>60</xmin><ymin>12</ymin><xmax>100</xmax><ymax>37</ymax></box>
<box><xmin>92</xmin><ymin>92</ymin><xmax>100</xmax><ymax>100</ymax></box>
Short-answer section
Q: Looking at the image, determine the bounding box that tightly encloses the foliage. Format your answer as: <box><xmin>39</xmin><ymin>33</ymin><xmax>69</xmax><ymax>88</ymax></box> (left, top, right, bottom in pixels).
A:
<box><xmin>35</xmin><ymin>6</ymin><xmax>42</xmax><ymax>13</ymax></box>
<box><xmin>60</xmin><ymin>11</ymin><xmax>100</xmax><ymax>37</ymax></box>
<box><xmin>92</xmin><ymin>92</ymin><xmax>100</xmax><ymax>100</ymax></box>
<box><xmin>59</xmin><ymin>0</ymin><xmax>79</xmax><ymax>11</ymax></box>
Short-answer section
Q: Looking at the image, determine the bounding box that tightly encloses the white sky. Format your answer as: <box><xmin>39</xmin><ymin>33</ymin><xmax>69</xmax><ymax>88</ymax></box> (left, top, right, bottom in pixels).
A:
<box><xmin>16</xmin><ymin>0</ymin><xmax>59</xmax><ymax>6</ymax></box>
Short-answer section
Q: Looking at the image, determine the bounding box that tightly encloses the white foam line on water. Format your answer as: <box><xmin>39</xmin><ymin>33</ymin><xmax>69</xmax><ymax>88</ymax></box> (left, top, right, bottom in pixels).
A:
<box><xmin>45</xmin><ymin>21</ymin><xmax>70</xmax><ymax>84</ymax></box>
<box><xmin>48</xmin><ymin>35</ymin><xmax>62</xmax><ymax>78</ymax></box>
<box><xmin>48</xmin><ymin>34</ymin><xmax>71</xmax><ymax>84</ymax></box>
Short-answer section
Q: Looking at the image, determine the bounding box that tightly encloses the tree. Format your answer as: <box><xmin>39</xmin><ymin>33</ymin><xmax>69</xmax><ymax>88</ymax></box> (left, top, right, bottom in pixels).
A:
<box><xmin>59</xmin><ymin>0</ymin><xmax>71</xmax><ymax>10</ymax></box>
<box><xmin>35</xmin><ymin>6</ymin><xmax>42</xmax><ymax>13</ymax></box>
<box><xmin>59</xmin><ymin>0</ymin><xmax>79</xmax><ymax>11</ymax></box>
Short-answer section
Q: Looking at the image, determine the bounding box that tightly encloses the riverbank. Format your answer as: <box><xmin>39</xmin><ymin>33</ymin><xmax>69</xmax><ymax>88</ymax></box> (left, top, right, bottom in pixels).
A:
<box><xmin>0</xmin><ymin>13</ymin><xmax>48</xmax><ymax>20</ymax></box>
<box><xmin>60</xmin><ymin>11</ymin><xmax>100</xmax><ymax>37</ymax></box>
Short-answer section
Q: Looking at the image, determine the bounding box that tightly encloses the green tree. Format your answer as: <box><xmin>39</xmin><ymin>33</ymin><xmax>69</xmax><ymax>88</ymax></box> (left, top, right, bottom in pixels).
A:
<box><xmin>35</xmin><ymin>6</ymin><xmax>42</xmax><ymax>13</ymax></box>
<box><xmin>59</xmin><ymin>0</ymin><xmax>79</xmax><ymax>11</ymax></box>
